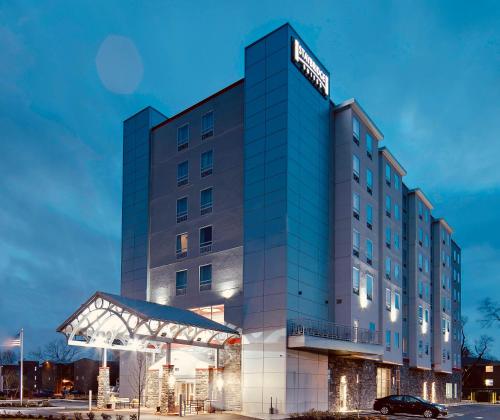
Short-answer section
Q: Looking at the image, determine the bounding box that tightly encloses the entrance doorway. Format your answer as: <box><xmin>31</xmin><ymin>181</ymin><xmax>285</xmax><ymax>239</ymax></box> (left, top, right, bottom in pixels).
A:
<box><xmin>175</xmin><ymin>380</ymin><xmax>195</xmax><ymax>404</ymax></box>
<box><xmin>376</xmin><ymin>368</ymin><xmax>391</xmax><ymax>398</ymax></box>
<box><xmin>431</xmin><ymin>382</ymin><xmax>436</xmax><ymax>402</ymax></box>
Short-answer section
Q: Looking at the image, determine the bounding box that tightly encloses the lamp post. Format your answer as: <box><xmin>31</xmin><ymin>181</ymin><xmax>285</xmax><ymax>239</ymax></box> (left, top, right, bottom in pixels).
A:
<box><xmin>19</xmin><ymin>329</ymin><xmax>24</xmax><ymax>405</ymax></box>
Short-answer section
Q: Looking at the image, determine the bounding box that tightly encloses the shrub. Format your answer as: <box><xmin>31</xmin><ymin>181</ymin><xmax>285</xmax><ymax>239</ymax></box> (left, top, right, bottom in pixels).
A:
<box><xmin>86</xmin><ymin>413</ymin><xmax>95</xmax><ymax>420</ymax></box>
<box><xmin>74</xmin><ymin>413</ymin><xmax>83</xmax><ymax>420</ymax></box>
<box><xmin>101</xmin><ymin>414</ymin><xmax>111</xmax><ymax>420</ymax></box>
<box><xmin>116</xmin><ymin>415</ymin><xmax>124</xmax><ymax>420</ymax></box>
<box><xmin>129</xmin><ymin>414</ymin><xmax>137</xmax><ymax>420</ymax></box>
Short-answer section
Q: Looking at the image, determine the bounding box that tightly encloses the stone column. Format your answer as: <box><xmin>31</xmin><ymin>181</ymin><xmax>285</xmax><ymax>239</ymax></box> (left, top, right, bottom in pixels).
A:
<box><xmin>146</xmin><ymin>369</ymin><xmax>160</xmax><ymax>409</ymax></box>
<box><xmin>160</xmin><ymin>365</ymin><xmax>175</xmax><ymax>413</ymax></box>
<box><xmin>97</xmin><ymin>366</ymin><xmax>110</xmax><ymax>409</ymax></box>
<box><xmin>195</xmin><ymin>368</ymin><xmax>210</xmax><ymax>401</ymax></box>
<box><xmin>212</xmin><ymin>368</ymin><xmax>225</xmax><ymax>410</ymax></box>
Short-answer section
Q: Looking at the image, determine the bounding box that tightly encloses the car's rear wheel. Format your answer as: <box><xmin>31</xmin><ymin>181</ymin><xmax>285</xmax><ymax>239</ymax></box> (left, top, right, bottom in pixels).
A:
<box><xmin>380</xmin><ymin>406</ymin><xmax>391</xmax><ymax>415</ymax></box>
<box><xmin>423</xmin><ymin>408</ymin><xmax>437</xmax><ymax>418</ymax></box>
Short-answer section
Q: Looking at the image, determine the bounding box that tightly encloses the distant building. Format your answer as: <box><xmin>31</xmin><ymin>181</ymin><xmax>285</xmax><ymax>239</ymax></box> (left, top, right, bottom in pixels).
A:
<box><xmin>0</xmin><ymin>361</ymin><xmax>41</xmax><ymax>397</ymax></box>
<box><xmin>463</xmin><ymin>357</ymin><xmax>499</xmax><ymax>403</ymax></box>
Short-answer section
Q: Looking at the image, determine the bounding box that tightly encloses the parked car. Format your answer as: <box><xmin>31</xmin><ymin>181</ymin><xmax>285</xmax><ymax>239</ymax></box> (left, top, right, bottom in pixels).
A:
<box><xmin>374</xmin><ymin>395</ymin><xmax>448</xmax><ymax>418</ymax></box>
<box><xmin>33</xmin><ymin>389</ymin><xmax>53</xmax><ymax>398</ymax></box>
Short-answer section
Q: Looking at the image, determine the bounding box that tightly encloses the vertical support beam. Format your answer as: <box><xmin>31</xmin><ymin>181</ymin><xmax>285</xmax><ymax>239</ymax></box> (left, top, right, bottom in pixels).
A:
<box><xmin>96</xmin><ymin>366</ymin><xmax>110</xmax><ymax>409</ymax></box>
<box><xmin>102</xmin><ymin>348</ymin><xmax>107</xmax><ymax>368</ymax></box>
<box><xmin>160</xmin><ymin>365</ymin><xmax>175</xmax><ymax>413</ymax></box>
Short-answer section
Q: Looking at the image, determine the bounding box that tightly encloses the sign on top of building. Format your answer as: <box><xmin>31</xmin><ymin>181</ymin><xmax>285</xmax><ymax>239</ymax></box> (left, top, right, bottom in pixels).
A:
<box><xmin>292</xmin><ymin>38</ymin><xmax>329</xmax><ymax>97</ymax></box>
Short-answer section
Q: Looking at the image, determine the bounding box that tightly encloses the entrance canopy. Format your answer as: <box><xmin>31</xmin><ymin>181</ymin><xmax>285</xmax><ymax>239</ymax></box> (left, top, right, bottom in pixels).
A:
<box><xmin>57</xmin><ymin>292</ymin><xmax>239</xmax><ymax>352</ymax></box>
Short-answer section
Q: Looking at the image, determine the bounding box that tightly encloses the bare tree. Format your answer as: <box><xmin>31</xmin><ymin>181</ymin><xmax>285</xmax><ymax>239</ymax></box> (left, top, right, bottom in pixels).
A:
<box><xmin>30</xmin><ymin>338</ymin><xmax>81</xmax><ymax>363</ymax></box>
<box><xmin>478</xmin><ymin>298</ymin><xmax>500</xmax><ymax>328</ymax></box>
<box><xmin>128</xmin><ymin>352</ymin><xmax>148</xmax><ymax>420</ymax></box>
<box><xmin>0</xmin><ymin>350</ymin><xmax>17</xmax><ymax>365</ymax></box>
<box><xmin>462</xmin><ymin>335</ymin><xmax>494</xmax><ymax>382</ymax></box>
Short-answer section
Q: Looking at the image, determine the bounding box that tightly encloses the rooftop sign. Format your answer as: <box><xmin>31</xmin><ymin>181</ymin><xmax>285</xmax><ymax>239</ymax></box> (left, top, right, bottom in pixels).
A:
<box><xmin>292</xmin><ymin>38</ymin><xmax>329</xmax><ymax>97</ymax></box>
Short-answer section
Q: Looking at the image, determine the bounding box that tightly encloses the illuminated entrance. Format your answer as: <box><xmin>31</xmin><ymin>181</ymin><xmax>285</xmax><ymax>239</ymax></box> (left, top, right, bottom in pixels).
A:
<box><xmin>57</xmin><ymin>292</ymin><xmax>240</xmax><ymax>412</ymax></box>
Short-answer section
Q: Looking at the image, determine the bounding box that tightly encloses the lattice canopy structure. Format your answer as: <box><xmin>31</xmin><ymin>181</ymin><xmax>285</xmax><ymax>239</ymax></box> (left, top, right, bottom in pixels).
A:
<box><xmin>57</xmin><ymin>292</ymin><xmax>239</xmax><ymax>352</ymax></box>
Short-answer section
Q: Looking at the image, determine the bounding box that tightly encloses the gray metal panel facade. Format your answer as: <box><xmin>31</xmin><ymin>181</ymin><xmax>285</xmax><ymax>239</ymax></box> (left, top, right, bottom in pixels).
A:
<box><xmin>121</xmin><ymin>107</ymin><xmax>166</xmax><ymax>299</ymax></box>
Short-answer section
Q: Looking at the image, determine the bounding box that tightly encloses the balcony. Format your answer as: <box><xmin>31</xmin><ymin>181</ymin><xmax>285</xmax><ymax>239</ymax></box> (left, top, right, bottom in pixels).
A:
<box><xmin>287</xmin><ymin>318</ymin><xmax>383</xmax><ymax>356</ymax></box>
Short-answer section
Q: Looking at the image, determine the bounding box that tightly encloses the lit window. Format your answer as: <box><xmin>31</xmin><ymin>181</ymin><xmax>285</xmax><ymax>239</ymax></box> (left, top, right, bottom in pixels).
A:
<box><xmin>177</xmin><ymin>161</ymin><xmax>189</xmax><ymax>186</ymax></box>
<box><xmin>385</xmin><ymin>330</ymin><xmax>391</xmax><ymax>350</ymax></box>
<box><xmin>353</xmin><ymin>154</ymin><xmax>360</xmax><ymax>182</ymax></box>
<box><xmin>366</xmin><ymin>133</ymin><xmax>373</xmax><ymax>157</ymax></box>
<box><xmin>199</xmin><ymin>225</ymin><xmax>213</xmax><ymax>253</ymax></box>
<box><xmin>366</xmin><ymin>274</ymin><xmax>374</xmax><ymax>301</ymax></box>
<box><xmin>418</xmin><ymin>306</ymin><xmax>423</xmax><ymax>324</ymax></box>
<box><xmin>353</xmin><ymin>116</ymin><xmax>360</xmax><ymax>142</ymax></box>
<box><xmin>446</xmin><ymin>383</ymin><xmax>453</xmax><ymax>399</ymax></box>
<box><xmin>485</xmin><ymin>379</ymin><xmax>493</xmax><ymax>387</ymax></box>
<box><xmin>394</xmin><ymin>264</ymin><xmax>400</xmax><ymax>281</ymax></box>
<box><xmin>177</xmin><ymin>124</ymin><xmax>189</xmax><ymax>151</ymax></box>
<box><xmin>395</xmin><ymin>293</ymin><xmax>400</xmax><ymax>310</ymax></box>
<box><xmin>366</xmin><ymin>168</ymin><xmax>373</xmax><ymax>193</ymax></box>
<box><xmin>418</xmin><ymin>253</ymin><xmax>423</xmax><ymax>271</ymax></box>
<box><xmin>394</xmin><ymin>204</ymin><xmax>400</xmax><ymax>220</ymax></box>
<box><xmin>176</xmin><ymin>270</ymin><xmax>187</xmax><ymax>295</ymax></box>
<box><xmin>485</xmin><ymin>365</ymin><xmax>494</xmax><ymax>373</ymax></box>
<box><xmin>176</xmin><ymin>233</ymin><xmax>188</xmax><ymax>259</ymax></box>
<box><xmin>200</xmin><ymin>150</ymin><xmax>213</xmax><ymax>177</ymax></box>
<box><xmin>385</xmin><ymin>195</ymin><xmax>391</xmax><ymax>217</ymax></box>
<box><xmin>200</xmin><ymin>187</ymin><xmax>213</xmax><ymax>215</ymax></box>
<box><xmin>418</xmin><ymin>228</ymin><xmax>423</xmax><ymax>244</ymax></box>
<box><xmin>353</xmin><ymin>267</ymin><xmax>360</xmax><ymax>295</ymax></box>
<box><xmin>176</xmin><ymin>197</ymin><xmax>188</xmax><ymax>223</ymax></box>
<box><xmin>201</xmin><ymin>111</ymin><xmax>214</xmax><ymax>139</ymax></box>
<box><xmin>199</xmin><ymin>264</ymin><xmax>212</xmax><ymax>291</ymax></box>
<box><xmin>394</xmin><ymin>232</ymin><xmax>400</xmax><ymax>249</ymax></box>
<box><xmin>385</xmin><ymin>288</ymin><xmax>391</xmax><ymax>311</ymax></box>
<box><xmin>353</xmin><ymin>192</ymin><xmax>360</xmax><ymax>219</ymax></box>
<box><xmin>424</xmin><ymin>258</ymin><xmax>429</xmax><ymax>273</ymax></box>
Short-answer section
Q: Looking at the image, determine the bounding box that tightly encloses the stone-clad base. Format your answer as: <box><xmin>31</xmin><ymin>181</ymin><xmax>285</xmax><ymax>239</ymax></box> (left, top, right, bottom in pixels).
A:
<box><xmin>97</xmin><ymin>366</ymin><xmax>110</xmax><ymax>409</ymax></box>
<box><xmin>328</xmin><ymin>356</ymin><xmax>461</xmax><ymax>412</ymax></box>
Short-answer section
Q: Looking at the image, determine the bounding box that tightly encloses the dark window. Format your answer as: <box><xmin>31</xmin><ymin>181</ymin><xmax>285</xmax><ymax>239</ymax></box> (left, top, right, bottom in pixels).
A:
<box><xmin>177</xmin><ymin>124</ymin><xmax>189</xmax><ymax>151</ymax></box>
<box><xmin>199</xmin><ymin>226</ymin><xmax>213</xmax><ymax>254</ymax></box>
<box><xmin>200</xmin><ymin>188</ymin><xmax>213</xmax><ymax>215</ymax></box>
<box><xmin>201</xmin><ymin>111</ymin><xmax>214</xmax><ymax>140</ymax></box>
<box><xmin>176</xmin><ymin>197</ymin><xmax>188</xmax><ymax>223</ymax></box>
<box><xmin>200</xmin><ymin>150</ymin><xmax>213</xmax><ymax>177</ymax></box>
<box><xmin>176</xmin><ymin>270</ymin><xmax>187</xmax><ymax>295</ymax></box>
<box><xmin>177</xmin><ymin>161</ymin><xmax>189</xmax><ymax>186</ymax></box>
<box><xmin>199</xmin><ymin>264</ymin><xmax>212</xmax><ymax>291</ymax></box>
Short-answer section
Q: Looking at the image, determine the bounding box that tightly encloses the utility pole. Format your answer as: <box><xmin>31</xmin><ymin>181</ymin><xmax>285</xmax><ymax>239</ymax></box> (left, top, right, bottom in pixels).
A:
<box><xmin>19</xmin><ymin>328</ymin><xmax>24</xmax><ymax>405</ymax></box>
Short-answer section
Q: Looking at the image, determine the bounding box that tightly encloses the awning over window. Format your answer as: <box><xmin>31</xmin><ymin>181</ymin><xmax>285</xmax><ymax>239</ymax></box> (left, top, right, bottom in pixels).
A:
<box><xmin>57</xmin><ymin>292</ymin><xmax>239</xmax><ymax>352</ymax></box>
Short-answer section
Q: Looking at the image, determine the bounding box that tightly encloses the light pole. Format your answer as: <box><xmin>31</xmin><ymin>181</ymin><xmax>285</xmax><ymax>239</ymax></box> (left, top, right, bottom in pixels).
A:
<box><xmin>19</xmin><ymin>329</ymin><xmax>24</xmax><ymax>405</ymax></box>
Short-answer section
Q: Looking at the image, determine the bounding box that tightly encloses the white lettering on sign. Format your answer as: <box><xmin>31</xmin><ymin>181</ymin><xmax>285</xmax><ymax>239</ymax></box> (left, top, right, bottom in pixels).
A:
<box><xmin>292</xmin><ymin>38</ymin><xmax>329</xmax><ymax>97</ymax></box>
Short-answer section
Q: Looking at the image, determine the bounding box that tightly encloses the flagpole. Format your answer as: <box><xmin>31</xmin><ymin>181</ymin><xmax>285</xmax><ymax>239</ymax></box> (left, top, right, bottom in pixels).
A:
<box><xmin>19</xmin><ymin>329</ymin><xmax>23</xmax><ymax>405</ymax></box>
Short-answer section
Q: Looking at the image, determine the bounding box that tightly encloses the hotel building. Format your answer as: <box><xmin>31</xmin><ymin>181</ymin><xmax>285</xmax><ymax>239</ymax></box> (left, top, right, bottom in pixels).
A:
<box><xmin>58</xmin><ymin>24</ymin><xmax>462</xmax><ymax>415</ymax></box>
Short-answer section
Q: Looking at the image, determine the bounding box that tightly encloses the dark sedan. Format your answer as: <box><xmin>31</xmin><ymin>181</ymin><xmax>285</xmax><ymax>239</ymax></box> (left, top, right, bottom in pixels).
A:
<box><xmin>374</xmin><ymin>394</ymin><xmax>448</xmax><ymax>418</ymax></box>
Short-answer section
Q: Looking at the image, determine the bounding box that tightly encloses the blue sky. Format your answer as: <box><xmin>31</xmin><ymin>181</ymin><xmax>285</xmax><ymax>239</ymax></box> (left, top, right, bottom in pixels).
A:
<box><xmin>0</xmin><ymin>1</ymin><xmax>499</xmax><ymax>357</ymax></box>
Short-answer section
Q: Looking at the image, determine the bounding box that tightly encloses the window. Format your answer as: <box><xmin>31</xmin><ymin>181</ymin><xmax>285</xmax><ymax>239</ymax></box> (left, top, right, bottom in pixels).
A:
<box><xmin>385</xmin><ymin>330</ymin><xmax>391</xmax><ymax>351</ymax></box>
<box><xmin>199</xmin><ymin>264</ymin><xmax>212</xmax><ymax>291</ymax></box>
<box><xmin>385</xmin><ymin>288</ymin><xmax>391</xmax><ymax>311</ymax></box>
<box><xmin>176</xmin><ymin>270</ymin><xmax>187</xmax><ymax>295</ymax></box>
<box><xmin>424</xmin><ymin>233</ymin><xmax>429</xmax><ymax>248</ymax></box>
<box><xmin>425</xmin><ymin>308</ymin><xmax>429</xmax><ymax>323</ymax></box>
<box><xmin>418</xmin><ymin>253</ymin><xmax>423</xmax><ymax>271</ymax></box>
<box><xmin>366</xmin><ymin>239</ymin><xmax>373</xmax><ymax>264</ymax></box>
<box><xmin>201</xmin><ymin>111</ymin><xmax>214</xmax><ymax>139</ymax></box>
<box><xmin>385</xmin><ymin>257</ymin><xmax>391</xmax><ymax>278</ymax></box>
<box><xmin>394</xmin><ymin>173</ymin><xmax>400</xmax><ymax>190</ymax></box>
<box><xmin>424</xmin><ymin>258</ymin><xmax>429</xmax><ymax>273</ymax></box>
<box><xmin>353</xmin><ymin>154</ymin><xmax>360</xmax><ymax>182</ymax></box>
<box><xmin>353</xmin><ymin>229</ymin><xmax>360</xmax><ymax>256</ymax></box>
<box><xmin>177</xmin><ymin>161</ymin><xmax>189</xmax><ymax>186</ymax></box>
<box><xmin>385</xmin><ymin>195</ymin><xmax>391</xmax><ymax>217</ymax></box>
<box><xmin>418</xmin><ymin>340</ymin><xmax>423</xmax><ymax>356</ymax></box>
<box><xmin>366</xmin><ymin>168</ymin><xmax>373</xmax><ymax>193</ymax></box>
<box><xmin>424</xmin><ymin>208</ymin><xmax>430</xmax><ymax>223</ymax></box>
<box><xmin>394</xmin><ymin>232</ymin><xmax>400</xmax><ymax>249</ymax></box>
<box><xmin>485</xmin><ymin>365</ymin><xmax>494</xmax><ymax>373</ymax></box>
<box><xmin>385</xmin><ymin>226</ymin><xmax>391</xmax><ymax>248</ymax></box>
<box><xmin>418</xmin><ymin>305</ymin><xmax>423</xmax><ymax>324</ymax></box>
<box><xmin>395</xmin><ymin>332</ymin><xmax>400</xmax><ymax>349</ymax></box>
<box><xmin>385</xmin><ymin>163</ymin><xmax>391</xmax><ymax>186</ymax></box>
<box><xmin>200</xmin><ymin>150</ymin><xmax>213</xmax><ymax>177</ymax></box>
<box><xmin>176</xmin><ymin>233</ymin><xmax>188</xmax><ymax>259</ymax></box>
<box><xmin>445</xmin><ymin>383</ymin><xmax>452</xmax><ymax>399</ymax></box>
<box><xmin>395</xmin><ymin>293</ymin><xmax>400</xmax><ymax>310</ymax></box>
<box><xmin>176</xmin><ymin>197</ymin><xmax>188</xmax><ymax>223</ymax></box>
<box><xmin>352</xmin><ymin>116</ymin><xmax>360</xmax><ymax>143</ymax></box>
<box><xmin>199</xmin><ymin>225</ymin><xmax>213</xmax><ymax>253</ymax></box>
<box><xmin>394</xmin><ymin>203</ymin><xmax>400</xmax><ymax>220</ymax></box>
<box><xmin>485</xmin><ymin>379</ymin><xmax>493</xmax><ymax>387</ymax></box>
<box><xmin>366</xmin><ymin>133</ymin><xmax>373</xmax><ymax>158</ymax></box>
<box><xmin>353</xmin><ymin>192</ymin><xmax>360</xmax><ymax>219</ymax></box>
<box><xmin>200</xmin><ymin>187</ymin><xmax>213</xmax><ymax>215</ymax></box>
<box><xmin>366</xmin><ymin>204</ymin><xmax>373</xmax><ymax>228</ymax></box>
<box><xmin>394</xmin><ymin>264</ymin><xmax>400</xmax><ymax>281</ymax></box>
<box><xmin>366</xmin><ymin>274</ymin><xmax>373</xmax><ymax>301</ymax></box>
<box><xmin>177</xmin><ymin>124</ymin><xmax>189</xmax><ymax>151</ymax></box>
<box><xmin>418</xmin><ymin>227</ymin><xmax>423</xmax><ymax>245</ymax></box>
<box><xmin>353</xmin><ymin>266</ymin><xmax>360</xmax><ymax>295</ymax></box>
<box><xmin>418</xmin><ymin>279</ymin><xmax>423</xmax><ymax>298</ymax></box>
<box><xmin>418</xmin><ymin>200</ymin><xmax>423</xmax><ymax>219</ymax></box>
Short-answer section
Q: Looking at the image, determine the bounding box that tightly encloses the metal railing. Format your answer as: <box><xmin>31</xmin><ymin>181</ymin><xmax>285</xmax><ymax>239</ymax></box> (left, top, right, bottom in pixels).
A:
<box><xmin>288</xmin><ymin>318</ymin><xmax>382</xmax><ymax>345</ymax></box>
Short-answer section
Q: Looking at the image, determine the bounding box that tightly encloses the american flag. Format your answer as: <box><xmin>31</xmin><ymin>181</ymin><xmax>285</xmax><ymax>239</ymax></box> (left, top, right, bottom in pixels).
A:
<box><xmin>5</xmin><ymin>333</ymin><xmax>21</xmax><ymax>347</ymax></box>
